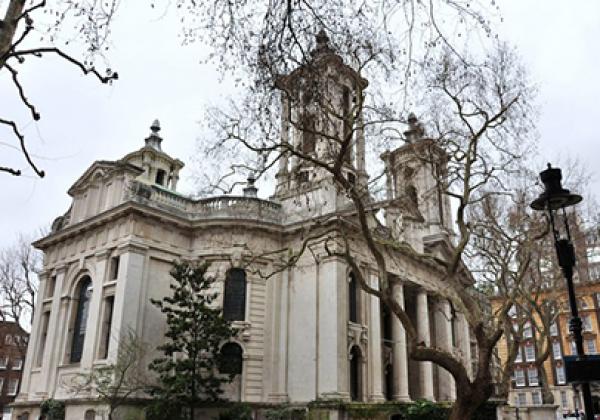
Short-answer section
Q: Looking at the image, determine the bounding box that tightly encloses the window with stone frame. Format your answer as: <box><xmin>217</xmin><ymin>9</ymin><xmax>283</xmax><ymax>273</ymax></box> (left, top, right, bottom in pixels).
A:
<box><xmin>552</xmin><ymin>340</ymin><xmax>562</xmax><ymax>359</ymax></box>
<box><xmin>527</xmin><ymin>367</ymin><xmax>539</xmax><ymax>386</ymax></box>
<box><xmin>585</xmin><ymin>338</ymin><xmax>597</xmax><ymax>354</ymax></box>
<box><xmin>12</xmin><ymin>358</ymin><xmax>23</xmax><ymax>370</ymax></box>
<box><xmin>223</xmin><ymin>269</ymin><xmax>247</xmax><ymax>322</ymax></box>
<box><xmin>349</xmin><ymin>345</ymin><xmax>363</xmax><ymax>401</ymax></box>
<box><xmin>582</xmin><ymin>314</ymin><xmax>593</xmax><ymax>331</ymax></box>
<box><xmin>70</xmin><ymin>276</ymin><xmax>93</xmax><ymax>363</ymax></box>
<box><xmin>219</xmin><ymin>342</ymin><xmax>243</xmax><ymax>375</ymax></box>
<box><xmin>109</xmin><ymin>256</ymin><xmax>120</xmax><ymax>280</ymax></box>
<box><xmin>515</xmin><ymin>346</ymin><xmax>523</xmax><ymax>363</ymax></box>
<box><xmin>524</xmin><ymin>342</ymin><xmax>535</xmax><ymax>362</ymax></box>
<box><xmin>531</xmin><ymin>390</ymin><xmax>542</xmax><ymax>405</ymax></box>
<box><xmin>98</xmin><ymin>295</ymin><xmax>115</xmax><ymax>359</ymax></box>
<box><xmin>523</xmin><ymin>321</ymin><xmax>533</xmax><ymax>338</ymax></box>
<box><xmin>45</xmin><ymin>275</ymin><xmax>57</xmax><ymax>298</ymax></box>
<box><xmin>561</xmin><ymin>390</ymin><xmax>568</xmax><ymax>408</ymax></box>
<box><xmin>7</xmin><ymin>378</ymin><xmax>19</xmax><ymax>396</ymax></box>
<box><xmin>550</xmin><ymin>321</ymin><xmax>558</xmax><ymax>336</ymax></box>
<box><xmin>348</xmin><ymin>271</ymin><xmax>359</xmax><ymax>323</ymax></box>
<box><xmin>301</xmin><ymin>113</ymin><xmax>316</xmax><ymax>154</ymax></box>
<box><xmin>36</xmin><ymin>311</ymin><xmax>50</xmax><ymax>367</ymax></box>
<box><xmin>556</xmin><ymin>365</ymin><xmax>566</xmax><ymax>384</ymax></box>
<box><xmin>0</xmin><ymin>357</ymin><xmax>8</xmax><ymax>369</ymax></box>
<box><xmin>514</xmin><ymin>368</ymin><xmax>526</xmax><ymax>387</ymax></box>
<box><xmin>515</xmin><ymin>392</ymin><xmax>527</xmax><ymax>406</ymax></box>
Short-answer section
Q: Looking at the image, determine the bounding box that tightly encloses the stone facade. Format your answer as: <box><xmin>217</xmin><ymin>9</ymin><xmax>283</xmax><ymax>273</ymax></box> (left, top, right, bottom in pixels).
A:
<box><xmin>12</xmin><ymin>34</ymin><xmax>472</xmax><ymax>419</ymax></box>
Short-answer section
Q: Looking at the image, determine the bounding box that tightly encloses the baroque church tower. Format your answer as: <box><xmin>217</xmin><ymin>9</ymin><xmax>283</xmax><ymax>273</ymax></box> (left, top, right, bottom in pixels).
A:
<box><xmin>13</xmin><ymin>30</ymin><xmax>471</xmax><ymax>420</ymax></box>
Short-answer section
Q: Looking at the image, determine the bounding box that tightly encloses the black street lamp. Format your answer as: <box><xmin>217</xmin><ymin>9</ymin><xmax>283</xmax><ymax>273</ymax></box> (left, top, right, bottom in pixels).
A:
<box><xmin>530</xmin><ymin>164</ymin><xmax>594</xmax><ymax>419</ymax></box>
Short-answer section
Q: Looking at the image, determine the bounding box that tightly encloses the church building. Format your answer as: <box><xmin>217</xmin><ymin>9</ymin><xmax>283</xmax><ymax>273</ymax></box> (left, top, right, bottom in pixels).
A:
<box><xmin>12</xmin><ymin>32</ymin><xmax>472</xmax><ymax>419</ymax></box>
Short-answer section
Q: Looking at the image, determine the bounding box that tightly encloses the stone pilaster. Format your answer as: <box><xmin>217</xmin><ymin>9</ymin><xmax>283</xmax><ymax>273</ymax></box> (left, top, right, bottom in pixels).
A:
<box><xmin>434</xmin><ymin>299</ymin><xmax>456</xmax><ymax>401</ymax></box>
<box><xmin>416</xmin><ymin>290</ymin><xmax>435</xmax><ymax>400</ymax></box>
<box><xmin>368</xmin><ymin>272</ymin><xmax>385</xmax><ymax>401</ymax></box>
<box><xmin>457</xmin><ymin>312</ymin><xmax>473</xmax><ymax>379</ymax></box>
<box><xmin>391</xmin><ymin>282</ymin><xmax>410</xmax><ymax>401</ymax></box>
<box><xmin>268</xmin><ymin>267</ymin><xmax>289</xmax><ymax>402</ymax></box>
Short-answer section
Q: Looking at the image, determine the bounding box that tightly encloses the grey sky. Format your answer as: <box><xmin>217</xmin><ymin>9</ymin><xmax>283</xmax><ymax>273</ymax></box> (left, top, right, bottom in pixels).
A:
<box><xmin>1</xmin><ymin>0</ymin><xmax>599</xmax><ymax>248</ymax></box>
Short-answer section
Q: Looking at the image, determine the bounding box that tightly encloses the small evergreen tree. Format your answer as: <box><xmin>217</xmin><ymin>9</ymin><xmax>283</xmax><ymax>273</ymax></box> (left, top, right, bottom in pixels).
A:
<box><xmin>149</xmin><ymin>260</ymin><xmax>236</xmax><ymax>420</ymax></box>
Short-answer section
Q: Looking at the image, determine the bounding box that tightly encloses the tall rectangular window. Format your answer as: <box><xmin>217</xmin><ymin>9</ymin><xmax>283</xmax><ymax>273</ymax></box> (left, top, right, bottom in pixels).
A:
<box><xmin>7</xmin><ymin>379</ymin><xmax>18</xmax><ymax>396</ymax></box>
<box><xmin>585</xmin><ymin>338</ymin><xmax>597</xmax><ymax>354</ymax></box>
<box><xmin>109</xmin><ymin>256</ymin><xmax>120</xmax><ymax>281</ymax></box>
<box><xmin>550</xmin><ymin>321</ymin><xmax>558</xmax><ymax>336</ymax></box>
<box><xmin>515</xmin><ymin>368</ymin><xmax>525</xmax><ymax>387</ymax></box>
<box><xmin>45</xmin><ymin>276</ymin><xmax>56</xmax><ymax>298</ymax></box>
<box><xmin>516</xmin><ymin>392</ymin><xmax>527</xmax><ymax>406</ymax></box>
<box><xmin>515</xmin><ymin>346</ymin><xmax>523</xmax><ymax>363</ymax></box>
<box><xmin>98</xmin><ymin>296</ymin><xmax>115</xmax><ymax>359</ymax></box>
<box><xmin>527</xmin><ymin>367</ymin><xmax>539</xmax><ymax>386</ymax></box>
<box><xmin>525</xmin><ymin>343</ymin><xmax>535</xmax><ymax>361</ymax></box>
<box><xmin>561</xmin><ymin>390</ymin><xmax>568</xmax><ymax>408</ymax></box>
<box><xmin>556</xmin><ymin>365</ymin><xmax>566</xmax><ymax>384</ymax></box>
<box><xmin>583</xmin><ymin>314</ymin><xmax>593</xmax><ymax>331</ymax></box>
<box><xmin>523</xmin><ymin>321</ymin><xmax>533</xmax><ymax>338</ymax></box>
<box><xmin>571</xmin><ymin>340</ymin><xmax>578</xmax><ymax>355</ymax></box>
<box><xmin>36</xmin><ymin>311</ymin><xmax>50</xmax><ymax>367</ymax></box>
<box><xmin>553</xmin><ymin>341</ymin><xmax>562</xmax><ymax>359</ymax></box>
<box><xmin>531</xmin><ymin>391</ymin><xmax>542</xmax><ymax>405</ymax></box>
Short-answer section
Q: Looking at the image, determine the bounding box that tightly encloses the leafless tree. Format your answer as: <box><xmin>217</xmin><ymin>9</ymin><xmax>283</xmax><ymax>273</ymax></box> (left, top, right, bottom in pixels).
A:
<box><xmin>0</xmin><ymin>0</ymin><xmax>119</xmax><ymax>177</ymax></box>
<box><xmin>0</xmin><ymin>234</ymin><xmax>41</xmax><ymax>330</ymax></box>
<box><xmin>67</xmin><ymin>329</ymin><xmax>148</xmax><ymax>420</ymax></box>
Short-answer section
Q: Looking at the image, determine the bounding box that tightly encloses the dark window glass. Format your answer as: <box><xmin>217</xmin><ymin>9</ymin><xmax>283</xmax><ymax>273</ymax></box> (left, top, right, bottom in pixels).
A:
<box><xmin>70</xmin><ymin>276</ymin><xmax>92</xmax><ymax>363</ymax></box>
<box><xmin>110</xmin><ymin>256</ymin><xmax>120</xmax><ymax>280</ymax></box>
<box><xmin>302</xmin><ymin>114</ymin><xmax>316</xmax><ymax>154</ymax></box>
<box><xmin>155</xmin><ymin>169</ymin><xmax>166</xmax><ymax>186</ymax></box>
<box><xmin>100</xmin><ymin>296</ymin><xmax>115</xmax><ymax>359</ymax></box>
<box><xmin>342</xmin><ymin>86</ymin><xmax>352</xmax><ymax>163</ymax></box>
<box><xmin>350</xmin><ymin>346</ymin><xmax>362</xmax><ymax>401</ymax></box>
<box><xmin>381</xmin><ymin>304</ymin><xmax>392</xmax><ymax>342</ymax></box>
<box><xmin>349</xmin><ymin>272</ymin><xmax>358</xmax><ymax>323</ymax></box>
<box><xmin>219</xmin><ymin>343</ymin><xmax>243</xmax><ymax>375</ymax></box>
<box><xmin>384</xmin><ymin>363</ymin><xmax>394</xmax><ymax>401</ymax></box>
<box><xmin>223</xmin><ymin>269</ymin><xmax>246</xmax><ymax>321</ymax></box>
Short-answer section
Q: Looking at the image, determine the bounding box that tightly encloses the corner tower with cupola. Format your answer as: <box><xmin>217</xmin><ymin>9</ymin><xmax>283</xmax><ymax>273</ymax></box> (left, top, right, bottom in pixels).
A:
<box><xmin>273</xmin><ymin>30</ymin><xmax>369</xmax><ymax>222</ymax></box>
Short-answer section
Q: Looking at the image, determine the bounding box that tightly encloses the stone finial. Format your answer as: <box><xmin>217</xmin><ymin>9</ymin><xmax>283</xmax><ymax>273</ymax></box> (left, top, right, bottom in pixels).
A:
<box><xmin>243</xmin><ymin>173</ymin><xmax>258</xmax><ymax>197</ymax></box>
<box><xmin>145</xmin><ymin>118</ymin><xmax>163</xmax><ymax>151</ymax></box>
<box><xmin>311</xmin><ymin>28</ymin><xmax>334</xmax><ymax>57</ymax></box>
<box><xmin>404</xmin><ymin>112</ymin><xmax>425</xmax><ymax>143</ymax></box>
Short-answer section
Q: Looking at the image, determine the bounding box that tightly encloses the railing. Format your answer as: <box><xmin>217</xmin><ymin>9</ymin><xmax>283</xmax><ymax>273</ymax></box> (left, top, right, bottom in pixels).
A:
<box><xmin>129</xmin><ymin>181</ymin><xmax>283</xmax><ymax>224</ymax></box>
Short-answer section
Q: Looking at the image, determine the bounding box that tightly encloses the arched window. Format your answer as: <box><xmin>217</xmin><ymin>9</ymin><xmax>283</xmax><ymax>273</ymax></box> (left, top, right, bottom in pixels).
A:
<box><xmin>70</xmin><ymin>276</ymin><xmax>93</xmax><ymax>363</ymax></box>
<box><xmin>349</xmin><ymin>271</ymin><xmax>359</xmax><ymax>323</ymax></box>
<box><xmin>84</xmin><ymin>409</ymin><xmax>96</xmax><ymax>420</ymax></box>
<box><xmin>219</xmin><ymin>342</ymin><xmax>243</xmax><ymax>375</ymax></box>
<box><xmin>223</xmin><ymin>269</ymin><xmax>247</xmax><ymax>321</ymax></box>
<box><xmin>349</xmin><ymin>345</ymin><xmax>362</xmax><ymax>401</ymax></box>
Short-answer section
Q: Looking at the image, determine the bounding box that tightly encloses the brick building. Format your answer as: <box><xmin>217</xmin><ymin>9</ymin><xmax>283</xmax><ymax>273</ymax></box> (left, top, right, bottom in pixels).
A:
<box><xmin>491</xmin><ymin>223</ymin><xmax>600</xmax><ymax>416</ymax></box>
<box><xmin>0</xmin><ymin>322</ymin><xmax>28</xmax><ymax>419</ymax></box>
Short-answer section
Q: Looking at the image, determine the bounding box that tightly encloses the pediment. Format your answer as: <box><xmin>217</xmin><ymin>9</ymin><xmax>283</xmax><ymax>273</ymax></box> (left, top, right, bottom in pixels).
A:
<box><xmin>68</xmin><ymin>160</ymin><xmax>143</xmax><ymax>196</ymax></box>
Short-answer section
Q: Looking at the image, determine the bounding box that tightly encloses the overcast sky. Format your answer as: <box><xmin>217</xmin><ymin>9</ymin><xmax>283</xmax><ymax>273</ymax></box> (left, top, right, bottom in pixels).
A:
<box><xmin>1</xmin><ymin>1</ymin><xmax>599</xmax><ymax>249</ymax></box>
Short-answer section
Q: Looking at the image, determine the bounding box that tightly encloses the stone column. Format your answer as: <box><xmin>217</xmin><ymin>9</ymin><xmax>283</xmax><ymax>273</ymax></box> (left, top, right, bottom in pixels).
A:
<box><xmin>368</xmin><ymin>272</ymin><xmax>385</xmax><ymax>401</ymax></box>
<box><xmin>391</xmin><ymin>282</ymin><xmax>410</xmax><ymax>401</ymax></box>
<box><xmin>268</xmin><ymin>267</ymin><xmax>289</xmax><ymax>402</ymax></box>
<box><xmin>111</xmin><ymin>242</ymin><xmax>147</xmax><ymax>359</ymax></box>
<box><xmin>416</xmin><ymin>290</ymin><xmax>435</xmax><ymax>400</ymax></box>
<box><xmin>434</xmin><ymin>299</ymin><xmax>456</xmax><ymax>401</ymax></box>
<box><xmin>457</xmin><ymin>312</ymin><xmax>473</xmax><ymax>379</ymax></box>
<box><xmin>42</xmin><ymin>265</ymin><xmax>67</xmax><ymax>396</ymax></box>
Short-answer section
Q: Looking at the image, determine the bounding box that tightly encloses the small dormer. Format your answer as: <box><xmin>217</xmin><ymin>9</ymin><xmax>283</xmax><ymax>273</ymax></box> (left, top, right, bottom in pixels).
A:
<box><xmin>121</xmin><ymin>120</ymin><xmax>185</xmax><ymax>191</ymax></box>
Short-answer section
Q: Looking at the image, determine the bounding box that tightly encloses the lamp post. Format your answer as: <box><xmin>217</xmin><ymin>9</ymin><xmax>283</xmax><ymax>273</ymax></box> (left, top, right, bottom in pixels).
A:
<box><xmin>530</xmin><ymin>164</ymin><xmax>594</xmax><ymax>419</ymax></box>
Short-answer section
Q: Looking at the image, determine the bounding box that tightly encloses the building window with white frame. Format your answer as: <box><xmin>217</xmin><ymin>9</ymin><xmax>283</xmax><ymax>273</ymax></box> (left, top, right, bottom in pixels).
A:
<box><xmin>523</xmin><ymin>321</ymin><xmax>533</xmax><ymax>338</ymax></box>
<box><xmin>585</xmin><ymin>338</ymin><xmax>597</xmax><ymax>354</ymax></box>
<box><xmin>515</xmin><ymin>346</ymin><xmax>523</xmax><ymax>363</ymax></box>
<box><xmin>7</xmin><ymin>378</ymin><xmax>19</xmax><ymax>396</ymax></box>
<box><xmin>516</xmin><ymin>392</ymin><xmax>527</xmax><ymax>406</ymax></box>
<box><xmin>561</xmin><ymin>390</ymin><xmax>568</xmax><ymax>408</ymax></box>
<box><xmin>553</xmin><ymin>341</ymin><xmax>562</xmax><ymax>359</ymax></box>
<box><xmin>556</xmin><ymin>365</ymin><xmax>566</xmax><ymax>384</ymax></box>
<box><xmin>4</xmin><ymin>334</ymin><xmax>13</xmax><ymax>345</ymax></box>
<box><xmin>525</xmin><ymin>343</ymin><xmax>535</xmax><ymax>362</ymax></box>
<box><xmin>571</xmin><ymin>340</ymin><xmax>578</xmax><ymax>356</ymax></box>
<box><xmin>0</xmin><ymin>378</ymin><xmax>3</xmax><ymax>393</ymax></box>
<box><xmin>515</xmin><ymin>368</ymin><xmax>526</xmax><ymax>387</ymax></box>
<box><xmin>531</xmin><ymin>390</ymin><xmax>542</xmax><ymax>405</ymax></box>
<box><xmin>550</xmin><ymin>321</ymin><xmax>558</xmax><ymax>336</ymax></box>
<box><xmin>0</xmin><ymin>357</ymin><xmax>7</xmax><ymax>369</ymax></box>
<box><xmin>12</xmin><ymin>358</ymin><xmax>23</xmax><ymax>370</ymax></box>
<box><xmin>583</xmin><ymin>314</ymin><xmax>593</xmax><ymax>331</ymax></box>
<box><xmin>527</xmin><ymin>367</ymin><xmax>539</xmax><ymax>386</ymax></box>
